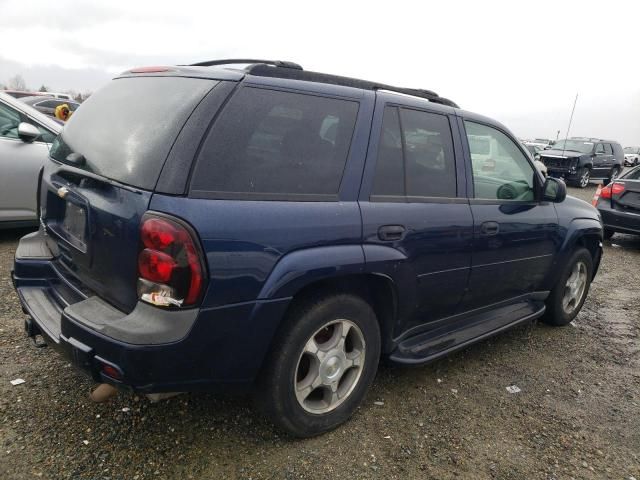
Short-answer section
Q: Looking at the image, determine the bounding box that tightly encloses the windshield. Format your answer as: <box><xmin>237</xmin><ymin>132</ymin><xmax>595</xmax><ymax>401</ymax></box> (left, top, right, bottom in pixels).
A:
<box><xmin>624</xmin><ymin>147</ymin><xmax>639</xmax><ymax>154</ymax></box>
<box><xmin>50</xmin><ymin>76</ymin><xmax>217</xmax><ymax>190</ymax></box>
<box><xmin>552</xmin><ymin>139</ymin><xmax>593</xmax><ymax>154</ymax></box>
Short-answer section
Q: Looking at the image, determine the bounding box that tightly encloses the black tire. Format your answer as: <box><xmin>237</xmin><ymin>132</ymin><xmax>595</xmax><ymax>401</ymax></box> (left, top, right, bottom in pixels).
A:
<box><xmin>576</xmin><ymin>167</ymin><xmax>590</xmax><ymax>188</ymax></box>
<box><xmin>257</xmin><ymin>293</ymin><xmax>381</xmax><ymax>437</ymax></box>
<box><xmin>542</xmin><ymin>248</ymin><xmax>593</xmax><ymax>326</ymax></box>
<box><xmin>608</xmin><ymin>166</ymin><xmax>621</xmax><ymax>182</ymax></box>
<box><xmin>603</xmin><ymin>228</ymin><xmax>615</xmax><ymax>240</ymax></box>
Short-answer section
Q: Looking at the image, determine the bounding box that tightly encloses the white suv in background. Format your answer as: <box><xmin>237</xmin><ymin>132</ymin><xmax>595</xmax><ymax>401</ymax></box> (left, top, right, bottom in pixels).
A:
<box><xmin>624</xmin><ymin>146</ymin><xmax>640</xmax><ymax>166</ymax></box>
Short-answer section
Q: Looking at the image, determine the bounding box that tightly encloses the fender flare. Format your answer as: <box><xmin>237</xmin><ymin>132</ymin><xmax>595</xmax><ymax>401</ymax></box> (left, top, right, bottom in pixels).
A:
<box><xmin>547</xmin><ymin>217</ymin><xmax>602</xmax><ymax>288</ymax></box>
<box><xmin>258</xmin><ymin>245</ymin><xmax>366</xmax><ymax>300</ymax></box>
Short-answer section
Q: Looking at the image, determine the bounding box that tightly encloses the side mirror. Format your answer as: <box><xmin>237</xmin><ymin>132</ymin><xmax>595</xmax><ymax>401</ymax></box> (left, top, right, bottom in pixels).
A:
<box><xmin>542</xmin><ymin>177</ymin><xmax>567</xmax><ymax>203</ymax></box>
<box><xmin>17</xmin><ymin>122</ymin><xmax>41</xmax><ymax>143</ymax></box>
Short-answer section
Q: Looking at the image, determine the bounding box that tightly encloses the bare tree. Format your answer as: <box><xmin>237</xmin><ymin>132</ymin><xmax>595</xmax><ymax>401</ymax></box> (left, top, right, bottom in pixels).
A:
<box><xmin>38</xmin><ymin>85</ymin><xmax>48</xmax><ymax>92</ymax></box>
<box><xmin>7</xmin><ymin>74</ymin><xmax>27</xmax><ymax>91</ymax></box>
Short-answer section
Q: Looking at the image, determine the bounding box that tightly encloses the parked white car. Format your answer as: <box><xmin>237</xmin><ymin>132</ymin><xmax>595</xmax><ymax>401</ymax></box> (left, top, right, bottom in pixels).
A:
<box><xmin>624</xmin><ymin>146</ymin><xmax>640</xmax><ymax>166</ymax></box>
<box><xmin>0</xmin><ymin>92</ymin><xmax>61</xmax><ymax>228</ymax></box>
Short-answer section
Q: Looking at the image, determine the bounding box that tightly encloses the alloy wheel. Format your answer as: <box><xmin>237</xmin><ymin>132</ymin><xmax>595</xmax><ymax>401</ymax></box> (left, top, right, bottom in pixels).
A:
<box><xmin>562</xmin><ymin>261</ymin><xmax>588</xmax><ymax>315</ymax></box>
<box><xmin>579</xmin><ymin>170</ymin><xmax>590</xmax><ymax>188</ymax></box>
<box><xmin>294</xmin><ymin>319</ymin><xmax>365</xmax><ymax>414</ymax></box>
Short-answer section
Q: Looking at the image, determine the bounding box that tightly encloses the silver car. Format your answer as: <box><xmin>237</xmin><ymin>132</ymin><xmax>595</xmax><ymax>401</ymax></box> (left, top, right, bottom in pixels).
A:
<box><xmin>0</xmin><ymin>92</ymin><xmax>61</xmax><ymax>228</ymax></box>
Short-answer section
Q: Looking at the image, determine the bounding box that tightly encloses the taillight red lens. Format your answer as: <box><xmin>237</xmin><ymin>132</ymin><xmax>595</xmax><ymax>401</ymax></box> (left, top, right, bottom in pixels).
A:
<box><xmin>611</xmin><ymin>183</ymin><xmax>625</xmax><ymax>195</ymax></box>
<box><xmin>137</xmin><ymin>214</ymin><xmax>206</xmax><ymax>307</ymax></box>
<box><xmin>600</xmin><ymin>183</ymin><xmax>624</xmax><ymax>200</ymax></box>
<box><xmin>138</xmin><ymin>249</ymin><xmax>176</xmax><ymax>283</ymax></box>
<box><xmin>141</xmin><ymin>218</ymin><xmax>179</xmax><ymax>250</ymax></box>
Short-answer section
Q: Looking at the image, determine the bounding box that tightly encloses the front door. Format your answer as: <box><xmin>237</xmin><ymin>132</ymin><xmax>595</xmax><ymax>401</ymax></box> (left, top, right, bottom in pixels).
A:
<box><xmin>0</xmin><ymin>100</ymin><xmax>54</xmax><ymax>221</ymax></box>
<box><xmin>360</xmin><ymin>101</ymin><xmax>473</xmax><ymax>334</ymax></box>
<box><xmin>460</xmin><ymin>120</ymin><xmax>559</xmax><ymax>310</ymax></box>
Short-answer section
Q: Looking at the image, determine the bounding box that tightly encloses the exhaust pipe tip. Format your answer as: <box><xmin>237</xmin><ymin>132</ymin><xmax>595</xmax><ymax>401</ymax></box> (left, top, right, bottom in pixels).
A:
<box><xmin>90</xmin><ymin>383</ymin><xmax>119</xmax><ymax>403</ymax></box>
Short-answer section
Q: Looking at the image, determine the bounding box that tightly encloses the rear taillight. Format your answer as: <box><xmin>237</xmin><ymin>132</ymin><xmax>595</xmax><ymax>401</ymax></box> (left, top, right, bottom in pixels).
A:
<box><xmin>137</xmin><ymin>214</ymin><xmax>206</xmax><ymax>308</ymax></box>
<box><xmin>599</xmin><ymin>182</ymin><xmax>625</xmax><ymax>200</ymax></box>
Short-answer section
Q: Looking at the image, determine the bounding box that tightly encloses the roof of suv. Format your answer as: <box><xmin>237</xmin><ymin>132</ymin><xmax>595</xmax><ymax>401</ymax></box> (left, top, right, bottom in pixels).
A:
<box><xmin>118</xmin><ymin>59</ymin><xmax>460</xmax><ymax>108</ymax></box>
<box><xmin>569</xmin><ymin>137</ymin><xmax>620</xmax><ymax>144</ymax></box>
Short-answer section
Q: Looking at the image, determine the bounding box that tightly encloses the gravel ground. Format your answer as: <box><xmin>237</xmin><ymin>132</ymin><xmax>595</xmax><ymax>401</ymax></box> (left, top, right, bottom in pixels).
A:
<box><xmin>1</xmin><ymin>184</ymin><xmax>639</xmax><ymax>480</ymax></box>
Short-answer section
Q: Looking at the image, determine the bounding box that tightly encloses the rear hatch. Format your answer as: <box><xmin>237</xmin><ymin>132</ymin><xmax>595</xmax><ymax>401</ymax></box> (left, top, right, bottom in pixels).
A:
<box><xmin>612</xmin><ymin>178</ymin><xmax>640</xmax><ymax>213</ymax></box>
<box><xmin>41</xmin><ymin>75</ymin><xmax>218</xmax><ymax>312</ymax></box>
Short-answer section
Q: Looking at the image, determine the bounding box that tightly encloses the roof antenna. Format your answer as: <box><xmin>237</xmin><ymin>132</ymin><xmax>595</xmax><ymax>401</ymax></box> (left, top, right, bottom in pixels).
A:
<box><xmin>561</xmin><ymin>92</ymin><xmax>579</xmax><ymax>157</ymax></box>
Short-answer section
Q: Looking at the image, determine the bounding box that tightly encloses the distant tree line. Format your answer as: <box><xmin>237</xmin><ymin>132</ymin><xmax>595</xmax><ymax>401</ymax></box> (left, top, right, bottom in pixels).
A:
<box><xmin>1</xmin><ymin>73</ymin><xmax>91</xmax><ymax>102</ymax></box>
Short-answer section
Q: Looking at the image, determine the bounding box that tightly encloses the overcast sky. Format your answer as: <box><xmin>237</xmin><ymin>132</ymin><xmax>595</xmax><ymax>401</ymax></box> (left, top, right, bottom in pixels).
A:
<box><xmin>1</xmin><ymin>0</ymin><xmax>638</xmax><ymax>144</ymax></box>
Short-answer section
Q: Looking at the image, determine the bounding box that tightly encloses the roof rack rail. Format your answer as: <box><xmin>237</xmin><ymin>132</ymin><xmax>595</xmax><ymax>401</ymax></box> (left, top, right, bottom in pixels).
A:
<box><xmin>188</xmin><ymin>59</ymin><xmax>303</xmax><ymax>70</ymax></box>
<box><xmin>245</xmin><ymin>64</ymin><xmax>459</xmax><ymax>108</ymax></box>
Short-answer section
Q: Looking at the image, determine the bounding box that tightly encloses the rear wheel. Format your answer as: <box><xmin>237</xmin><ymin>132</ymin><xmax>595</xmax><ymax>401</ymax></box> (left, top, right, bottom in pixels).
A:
<box><xmin>542</xmin><ymin>248</ymin><xmax>593</xmax><ymax>326</ymax></box>
<box><xmin>257</xmin><ymin>293</ymin><xmax>381</xmax><ymax>437</ymax></box>
<box><xmin>577</xmin><ymin>168</ymin><xmax>590</xmax><ymax>188</ymax></box>
<box><xmin>608</xmin><ymin>167</ymin><xmax>621</xmax><ymax>182</ymax></box>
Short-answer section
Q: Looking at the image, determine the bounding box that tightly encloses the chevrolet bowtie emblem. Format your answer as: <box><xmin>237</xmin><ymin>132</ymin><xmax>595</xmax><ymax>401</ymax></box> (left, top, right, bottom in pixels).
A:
<box><xmin>57</xmin><ymin>186</ymin><xmax>70</xmax><ymax>198</ymax></box>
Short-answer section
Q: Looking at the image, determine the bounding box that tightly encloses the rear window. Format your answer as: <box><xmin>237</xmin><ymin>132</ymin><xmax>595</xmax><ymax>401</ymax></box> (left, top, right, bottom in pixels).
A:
<box><xmin>50</xmin><ymin>77</ymin><xmax>217</xmax><ymax>190</ymax></box>
<box><xmin>190</xmin><ymin>87</ymin><xmax>359</xmax><ymax>200</ymax></box>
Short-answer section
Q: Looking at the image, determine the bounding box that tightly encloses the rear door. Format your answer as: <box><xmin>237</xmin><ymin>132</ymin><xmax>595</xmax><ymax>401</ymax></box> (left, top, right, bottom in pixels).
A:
<box><xmin>41</xmin><ymin>76</ymin><xmax>222</xmax><ymax>312</ymax></box>
<box><xmin>359</xmin><ymin>95</ymin><xmax>473</xmax><ymax>334</ymax></box>
<box><xmin>592</xmin><ymin>143</ymin><xmax>608</xmax><ymax>177</ymax></box>
<box><xmin>460</xmin><ymin>119</ymin><xmax>559</xmax><ymax>309</ymax></box>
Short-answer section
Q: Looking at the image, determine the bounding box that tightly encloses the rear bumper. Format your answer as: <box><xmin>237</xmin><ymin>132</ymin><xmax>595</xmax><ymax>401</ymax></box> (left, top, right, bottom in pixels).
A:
<box><xmin>597</xmin><ymin>202</ymin><xmax>640</xmax><ymax>235</ymax></box>
<box><xmin>13</xmin><ymin>230</ymin><xmax>291</xmax><ymax>393</ymax></box>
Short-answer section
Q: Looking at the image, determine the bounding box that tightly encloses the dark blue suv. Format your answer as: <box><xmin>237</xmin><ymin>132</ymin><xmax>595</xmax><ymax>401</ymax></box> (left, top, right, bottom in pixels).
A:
<box><xmin>13</xmin><ymin>60</ymin><xmax>603</xmax><ymax>437</ymax></box>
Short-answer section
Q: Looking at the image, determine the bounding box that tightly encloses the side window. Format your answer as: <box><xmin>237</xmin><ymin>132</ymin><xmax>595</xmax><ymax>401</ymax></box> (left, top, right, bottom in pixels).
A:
<box><xmin>37</xmin><ymin>100</ymin><xmax>59</xmax><ymax>109</ymax></box>
<box><xmin>604</xmin><ymin>143</ymin><xmax>613</xmax><ymax>155</ymax></box>
<box><xmin>400</xmin><ymin>108</ymin><xmax>456</xmax><ymax>198</ymax></box>
<box><xmin>0</xmin><ymin>101</ymin><xmax>21</xmax><ymax>139</ymax></box>
<box><xmin>595</xmin><ymin>144</ymin><xmax>605</xmax><ymax>155</ymax></box>
<box><xmin>35</xmin><ymin>125</ymin><xmax>56</xmax><ymax>143</ymax></box>
<box><xmin>191</xmin><ymin>87</ymin><xmax>359</xmax><ymax>198</ymax></box>
<box><xmin>371</xmin><ymin>106</ymin><xmax>457</xmax><ymax>198</ymax></box>
<box><xmin>465</xmin><ymin>121</ymin><xmax>535</xmax><ymax>201</ymax></box>
<box><xmin>372</xmin><ymin>107</ymin><xmax>404</xmax><ymax>196</ymax></box>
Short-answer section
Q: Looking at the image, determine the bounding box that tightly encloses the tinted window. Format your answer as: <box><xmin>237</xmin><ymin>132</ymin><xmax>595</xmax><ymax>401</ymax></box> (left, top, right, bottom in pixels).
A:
<box><xmin>371</xmin><ymin>107</ymin><xmax>456</xmax><ymax>198</ymax></box>
<box><xmin>372</xmin><ymin>107</ymin><xmax>404</xmax><ymax>196</ymax></box>
<box><xmin>622</xmin><ymin>167</ymin><xmax>640</xmax><ymax>180</ymax></box>
<box><xmin>0</xmin><ymin>101</ymin><xmax>20</xmax><ymax>139</ymax></box>
<box><xmin>191</xmin><ymin>87</ymin><xmax>359</xmax><ymax>198</ymax></box>
<box><xmin>465</xmin><ymin>121</ymin><xmax>535</xmax><ymax>201</ymax></box>
<box><xmin>604</xmin><ymin>143</ymin><xmax>613</xmax><ymax>155</ymax></box>
<box><xmin>50</xmin><ymin>77</ymin><xmax>217</xmax><ymax>190</ymax></box>
<box><xmin>37</xmin><ymin>100</ymin><xmax>59</xmax><ymax>108</ymax></box>
<box><xmin>400</xmin><ymin>108</ymin><xmax>456</xmax><ymax>197</ymax></box>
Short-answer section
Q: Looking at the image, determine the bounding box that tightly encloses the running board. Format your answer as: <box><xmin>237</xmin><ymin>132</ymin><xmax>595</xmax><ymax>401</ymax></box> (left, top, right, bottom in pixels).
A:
<box><xmin>389</xmin><ymin>301</ymin><xmax>545</xmax><ymax>365</ymax></box>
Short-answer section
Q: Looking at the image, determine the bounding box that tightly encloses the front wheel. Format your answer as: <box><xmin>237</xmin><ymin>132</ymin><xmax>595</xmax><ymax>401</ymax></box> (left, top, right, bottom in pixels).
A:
<box><xmin>257</xmin><ymin>293</ymin><xmax>381</xmax><ymax>437</ymax></box>
<box><xmin>542</xmin><ymin>248</ymin><xmax>593</xmax><ymax>326</ymax></box>
<box><xmin>577</xmin><ymin>168</ymin><xmax>590</xmax><ymax>188</ymax></box>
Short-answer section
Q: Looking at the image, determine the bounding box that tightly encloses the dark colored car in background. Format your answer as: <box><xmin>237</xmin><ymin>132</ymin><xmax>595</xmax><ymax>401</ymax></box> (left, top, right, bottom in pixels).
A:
<box><xmin>13</xmin><ymin>60</ymin><xmax>603</xmax><ymax>437</ymax></box>
<box><xmin>539</xmin><ymin>137</ymin><xmax>625</xmax><ymax>188</ymax></box>
<box><xmin>593</xmin><ymin>165</ymin><xmax>640</xmax><ymax>239</ymax></box>
<box><xmin>19</xmin><ymin>95</ymin><xmax>80</xmax><ymax>118</ymax></box>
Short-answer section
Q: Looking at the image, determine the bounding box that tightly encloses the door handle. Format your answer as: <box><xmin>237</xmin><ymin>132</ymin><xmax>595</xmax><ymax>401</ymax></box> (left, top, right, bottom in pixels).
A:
<box><xmin>480</xmin><ymin>221</ymin><xmax>499</xmax><ymax>236</ymax></box>
<box><xmin>378</xmin><ymin>225</ymin><xmax>406</xmax><ymax>241</ymax></box>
